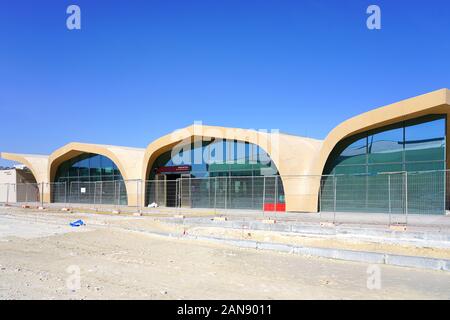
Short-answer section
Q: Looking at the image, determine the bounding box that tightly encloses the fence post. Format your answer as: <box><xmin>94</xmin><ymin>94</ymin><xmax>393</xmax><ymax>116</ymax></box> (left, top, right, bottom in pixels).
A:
<box><xmin>318</xmin><ymin>176</ymin><xmax>322</xmax><ymax>221</ymax></box>
<box><xmin>444</xmin><ymin>170</ymin><xmax>447</xmax><ymax>214</ymax></box>
<box><xmin>405</xmin><ymin>171</ymin><xmax>408</xmax><ymax>225</ymax></box>
<box><xmin>6</xmin><ymin>183</ymin><xmax>9</xmax><ymax>205</ymax></box>
<box><xmin>118</xmin><ymin>181</ymin><xmax>122</xmax><ymax>207</ymax></box>
<box><xmin>224</xmin><ymin>176</ymin><xmax>228</xmax><ymax>213</ymax></box>
<box><xmin>189</xmin><ymin>178</ymin><xmax>191</xmax><ymax>208</ymax></box>
<box><xmin>388</xmin><ymin>174</ymin><xmax>391</xmax><ymax>225</ymax></box>
<box><xmin>251</xmin><ymin>175</ymin><xmax>254</xmax><ymax>209</ymax></box>
<box><xmin>333</xmin><ymin>176</ymin><xmax>337</xmax><ymax>223</ymax></box>
<box><xmin>262</xmin><ymin>176</ymin><xmax>266</xmax><ymax>216</ymax></box>
<box><xmin>94</xmin><ymin>182</ymin><xmax>97</xmax><ymax>205</ymax></box>
<box><xmin>214</xmin><ymin>177</ymin><xmax>217</xmax><ymax>214</ymax></box>
<box><xmin>41</xmin><ymin>182</ymin><xmax>44</xmax><ymax>207</ymax></box>
<box><xmin>275</xmin><ymin>176</ymin><xmax>278</xmax><ymax>219</ymax></box>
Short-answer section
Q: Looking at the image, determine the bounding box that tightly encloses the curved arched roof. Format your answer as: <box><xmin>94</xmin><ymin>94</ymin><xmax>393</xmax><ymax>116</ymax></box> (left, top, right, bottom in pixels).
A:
<box><xmin>0</xmin><ymin>152</ymin><xmax>48</xmax><ymax>183</ymax></box>
<box><xmin>48</xmin><ymin>142</ymin><xmax>146</xmax><ymax>182</ymax></box>
<box><xmin>313</xmin><ymin>88</ymin><xmax>450</xmax><ymax>176</ymax></box>
<box><xmin>141</xmin><ymin>124</ymin><xmax>323</xmax><ymax>180</ymax></box>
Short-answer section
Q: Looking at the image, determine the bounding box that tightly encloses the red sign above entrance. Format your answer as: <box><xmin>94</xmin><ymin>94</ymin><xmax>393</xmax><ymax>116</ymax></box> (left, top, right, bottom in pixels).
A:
<box><xmin>156</xmin><ymin>165</ymin><xmax>192</xmax><ymax>173</ymax></box>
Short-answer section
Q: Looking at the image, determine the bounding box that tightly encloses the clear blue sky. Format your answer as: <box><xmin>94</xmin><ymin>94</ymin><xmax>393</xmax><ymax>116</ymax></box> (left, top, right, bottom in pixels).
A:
<box><xmin>1</xmin><ymin>0</ymin><xmax>450</xmax><ymax>166</ymax></box>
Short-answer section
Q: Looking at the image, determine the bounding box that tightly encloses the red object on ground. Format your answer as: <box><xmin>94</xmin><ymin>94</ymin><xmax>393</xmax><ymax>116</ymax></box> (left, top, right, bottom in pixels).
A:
<box><xmin>263</xmin><ymin>203</ymin><xmax>285</xmax><ymax>212</ymax></box>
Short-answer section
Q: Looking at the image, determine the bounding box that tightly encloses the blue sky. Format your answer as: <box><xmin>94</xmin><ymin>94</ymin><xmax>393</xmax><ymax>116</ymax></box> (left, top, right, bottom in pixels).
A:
<box><xmin>1</xmin><ymin>0</ymin><xmax>450</xmax><ymax>166</ymax></box>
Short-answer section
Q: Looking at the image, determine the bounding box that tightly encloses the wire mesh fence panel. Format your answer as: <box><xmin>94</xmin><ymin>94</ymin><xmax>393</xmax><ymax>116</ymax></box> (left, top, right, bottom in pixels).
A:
<box><xmin>0</xmin><ymin>183</ymin><xmax>42</xmax><ymax>205</ymax></box>
<box><xmin>407</xmin><ymin>170</ymin><xmax>445</xmax><ymax>215</ymax></box>
<box><xmin>52</xmin><ymin>180</ymin><xmax>129</xmax><ymax>206</ymax></box>
<box><xmin>1</xmin><ymin>170</ymin><xmax>448</xmax><ymax>218</ymax></box>
<box><xmin>143</xmin><ymin>176</ymin><xmax>284</xmax><ymax>212</ymax></box>
<box><xmin>228</xmin><ymin>176</ymin><xmax>264</xmax><ymax>210</ymax></box>
<box><xmin>263</xmin><ymin>176</ymin><xmax>277</xmax><ymax>213</ymax></box>
<box><xmin>0</xmin><ymin>184</ymin><xmax>8</xmax><ymax>203</ymax></box>
<box><xmin>145</xmin><ymin>180</ymin><xmax>179</xmax><ymax>208</ymax></box>
<box><xmin>15</xmin><ymin>183</ymin><xmax>40</xmax><ymax>204</ymax></box>
<box><xmin>50</xmin><ymin>182</ymin><xmax>67</xmax><ymax>205</ymax></box>
<box><xmin>213</xmin><ymin>177</ymin><xmax>228</xmax><ymax>210</ymax></box>
<box><xmin>386</xmin><ymin>172</ymin><xmax>407</xmax><ymax>225</ymax></box>
<box><xmin>320</xmin><ymin>174</ymin><xmax>403</xmax><ymax>213</ymax></box>
<box><xmin>319</xmin><ymin>175</ymin><xmax>336</xmax><ymax>213</ymax></box>
<box><xmin>189</xmin><ymin>178</ymin><xmax>214</xmax><ymax>209</ymax></box>
<box><xmin>179</xmin><ymin>177</ymin><xmax>191</xmax><ymax>208</ymax></box>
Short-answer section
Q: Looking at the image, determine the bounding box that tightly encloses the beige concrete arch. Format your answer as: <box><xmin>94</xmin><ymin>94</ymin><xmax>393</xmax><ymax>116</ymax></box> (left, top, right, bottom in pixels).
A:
<box><xmin>298</xmin><ymin>88</ymin><xmax>450</xmax><ymax>213</ymax></box>
<box><xmin>0</xmin><ymin>152</ymin><xmax>48</xmax><ymax>184</ymax></box>
<box><xmin>48</xmin><ymin>142</ymin><xmax>146</xmax><ymax>206</ymax></box>
<box><xmin>142</xmin><ymin>123</ymin><xmax>323</xmax><ymax>211</ymax></box>
<box><xmin>313</xmin><ymin>88</ymin><xmax>450</xmax><ymax>177</ymax></box>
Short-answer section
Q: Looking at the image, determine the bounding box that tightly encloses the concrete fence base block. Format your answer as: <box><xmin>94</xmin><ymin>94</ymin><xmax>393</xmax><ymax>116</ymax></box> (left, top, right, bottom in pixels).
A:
<box><xmin>133</xmin><ymin>212</ymin><xmax>142</xmax><ymax>217</ymax></box>
<box><xmin>390</xmin><ymin>224</ymin><xmax>407</xmax><ymax>232</ymax></box>
<box><xmin>174</xmin><ymin>214</ymin><xmax>185</xmax><ymax>219</ymax></box>
<box><xmin>61</xmin><ymin>208</ymin><xmax>71</xmax><ymax>212</ymax></box>
<box><xmin>262</xmin><ymin>219</ymin><xmax>276</xmax><ymax>224</ymax></box>
<box><xmin>38</xmin><ymin>206</ymin><xmax>45</xmax><ymax>210</ymax></box>
<box><xmin>112</xmin><ymin>210</ymin><xmax>120</xmax><ymax>214</ymax></box>
<box><xmin>213</xmin><ymin>216</ymin><xmax>227</xmax><ymax>222</ymax></box>
<box><xmin>21</xmin><ymin>205</ymin><xmax>30</xmax><ymax>209</ymax></box>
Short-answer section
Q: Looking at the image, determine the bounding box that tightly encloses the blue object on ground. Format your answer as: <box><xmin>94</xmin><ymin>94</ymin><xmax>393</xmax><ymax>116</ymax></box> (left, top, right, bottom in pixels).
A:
<box><xmin>70</xmin><ymin>220</ymin><xmax>85</xmax><ymax>227</ymax></box>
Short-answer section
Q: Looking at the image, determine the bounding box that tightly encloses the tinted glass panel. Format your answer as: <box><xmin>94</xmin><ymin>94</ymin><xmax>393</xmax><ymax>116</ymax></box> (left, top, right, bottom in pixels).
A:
<box><xmin>405</xmin><ymin>118</ymin><xmax>445</xmax><ymax>162</ymax></box>
<box><xmin>368</xmin><ymin>126</ymin><xmax>403</xmax><ymax>164</ymax></box>
<box><xmin>322</xmin><ymin>115</ymin><xmax>446</xmax><ymax>215</ymax></box>
<box><xmin>368</xmin><ymin>164</ymin><xmax>403</xmax><ymax>174</ymax></box>
<box><xmin>53</xmin><ymin>153</ymin><xmax>126</xmax><ymax>205</ymax></box>
<box><xmin>148</xmin><ymin>139</ymin><xmax>279</xmax><ymax>180</ymax></box>
<box><xmin>334</xmin><ymin>137</ymin><xmax>366</xmax><ymax>166</ymax></box>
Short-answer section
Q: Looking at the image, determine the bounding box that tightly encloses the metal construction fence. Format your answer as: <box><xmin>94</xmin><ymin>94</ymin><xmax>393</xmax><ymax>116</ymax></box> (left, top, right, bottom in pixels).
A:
<box><xmin>0</xmin><ymin>170</ymin><xmax>449</xmax><ymax>222</ymax></box>
<box><xmin>145</xmin><ymin>176</ymin><xmax>285</xmax><ymax>212</ymax></box>
<box><xmin>0</xmin><ymin>180</ymin><xmax>142</xmax><ymax>210</ymax></box>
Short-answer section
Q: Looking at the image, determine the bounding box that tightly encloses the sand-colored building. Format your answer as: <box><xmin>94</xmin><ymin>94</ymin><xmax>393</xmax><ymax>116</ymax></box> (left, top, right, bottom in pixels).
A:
<box><xmin>1</xmin><ymin>89</ymin><xmax>449</xmax><ymax>213</ymax></box>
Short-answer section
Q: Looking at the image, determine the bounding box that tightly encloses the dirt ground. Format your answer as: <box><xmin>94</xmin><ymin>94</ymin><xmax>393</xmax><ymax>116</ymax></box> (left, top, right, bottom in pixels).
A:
<box><xmin>0</xmin><ymin>208</ymin><xmax>449</xmax><ymax>299</ymax></box>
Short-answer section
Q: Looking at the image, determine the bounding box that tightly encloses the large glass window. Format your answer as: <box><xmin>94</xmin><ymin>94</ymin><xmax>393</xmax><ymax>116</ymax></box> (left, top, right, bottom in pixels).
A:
<box><xmin>332</xmin><ymin>136</ymin><xmax>367</xmax><ymax>167</ymax></box>
<box><xmin>148</xmin><ymin>139</ymin><xmax>280</xmax><ymax>180</ymax></box>
<box><xmin>322</xmin><ymin>115</ymin><xmax>446</xmax><ymax>214</ymax></box>
<box><xmin>53</xmin><ymin>153</ymin><xmax>127</xmax><ymax>205</ymax></box>
<box><xmin>404</xmin><ymin>117</ymin><xmax>446</xmax><ymax>163</ymax></box>
<box><xmin>368</xmin><ymin>124</ymin><xmax>403</xmax><ymax>164</ymax></box>
<box><xmin>146</xmin><ymin>138</ymin><xmax>284</xmax><ymax>209</ymax></box>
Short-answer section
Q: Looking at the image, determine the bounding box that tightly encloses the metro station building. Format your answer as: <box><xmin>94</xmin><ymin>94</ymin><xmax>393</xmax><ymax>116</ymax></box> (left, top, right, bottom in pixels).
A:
<box><xmin>1</xmin><ymin>89</ymin><xmax>449</xmax><ymax>213</ymax></box>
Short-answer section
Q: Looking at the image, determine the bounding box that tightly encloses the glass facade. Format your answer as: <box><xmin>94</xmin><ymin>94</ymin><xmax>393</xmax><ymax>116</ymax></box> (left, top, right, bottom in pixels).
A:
<box><xmin>148</xmin><ymin>139</ymin><xmax>280</xmax><ymax>179</ymax></box>
<box><xmin>53</xmin><ymin>153</ymin><xmax>127</xmax><ymax>205</ymax></box>
<box><xmin>146</xmin><ymin>139</ymin><xmax>284</xmax><ymax>208</ymax></box>
<box><xmin>322</xmin><ymin>115</ymin><xmax>446</xmax><ymax>214</ymax></box>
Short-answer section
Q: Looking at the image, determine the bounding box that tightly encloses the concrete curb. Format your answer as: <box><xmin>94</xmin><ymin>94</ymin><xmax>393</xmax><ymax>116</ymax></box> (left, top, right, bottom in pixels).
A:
<box><xmin>165</xmin><ymin>217</ymin><xmax>450</xmax><ymax>245</ymax></box>
<box><xmin>138</xmin><ymin>230</ymin><xmax>449</xmax><ymax>272</ymax></box>
<box><xmin>197</xmin><ymin>235</ymin><xmax>450</xmax><ymax>271</ymax></box>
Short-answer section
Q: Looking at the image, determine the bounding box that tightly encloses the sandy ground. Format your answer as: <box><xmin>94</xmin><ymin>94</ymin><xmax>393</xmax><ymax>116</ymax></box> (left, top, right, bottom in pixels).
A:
<box><xmin>0</xmin><ymin>209</ymin><xmax>449</xmax><ymax>299</ymax></box>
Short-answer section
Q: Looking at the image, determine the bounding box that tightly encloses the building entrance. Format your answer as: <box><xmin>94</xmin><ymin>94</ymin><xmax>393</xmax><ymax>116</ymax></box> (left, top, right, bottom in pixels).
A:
<box><xmin>154</xmin><ymin>166</ymin><xmax>192</xmax><ymax>207</ymax></box>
